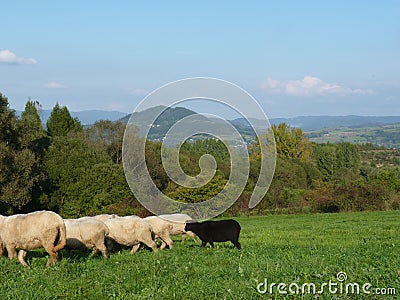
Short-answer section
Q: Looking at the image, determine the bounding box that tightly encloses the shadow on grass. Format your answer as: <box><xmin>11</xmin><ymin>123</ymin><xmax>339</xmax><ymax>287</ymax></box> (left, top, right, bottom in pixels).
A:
<box><xmin>19</xmin><ymin>248</ymin><xmax>99</xmax><ymax>265</ymax></box>
<box><xmin>184</xmin><ymin>242</ymin><xmax>241</xmax><ymax>250</ymax></box>
<box><xmin>13</xmin><ymin>239</ymin><xmax>198</xmax><ymax>265</ymax></box>
<box><xmin>60</xmin><ymin>249</ymin><xmax>98</xmax><ymax>261</ymax></box>
<box><xmin>24</xmin><ymin>250</ymin><xmax>49</xmax><ymax>260</ymax></box>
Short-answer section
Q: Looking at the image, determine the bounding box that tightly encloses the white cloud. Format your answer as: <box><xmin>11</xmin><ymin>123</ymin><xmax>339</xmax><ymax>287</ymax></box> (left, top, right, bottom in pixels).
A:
<box><xmin>0</xmin><ymin>49</ymin><xmax>37</xmax><ymax>65</ymax></box>
<box><xmin>43</xmin><ymin>81</ymin><xmax>66</xmax><ymax>89</ymax></box>
<box><xmin>261</xmin><ymin>76</ymin><xmax>374</xmax><ymax>96</ymax></box>
<box><xmin>127</xmin><ymin>88</ymin><xmax>149</xmax><ymax>96</ymax></box>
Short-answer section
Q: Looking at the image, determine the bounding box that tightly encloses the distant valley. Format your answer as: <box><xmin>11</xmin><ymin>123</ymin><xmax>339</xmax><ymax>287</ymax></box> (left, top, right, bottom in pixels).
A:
<box><xmin>305</xmin><ymin>123</ymin><xmax>400</xmax><ymax>148</ymax></box>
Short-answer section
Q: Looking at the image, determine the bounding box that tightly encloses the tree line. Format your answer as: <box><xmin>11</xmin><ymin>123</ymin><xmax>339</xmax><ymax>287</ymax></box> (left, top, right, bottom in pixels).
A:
<box><xmin>1</xmin><ymin>93</ymin><xmax>399</xmax><ymax>217</ymax></box>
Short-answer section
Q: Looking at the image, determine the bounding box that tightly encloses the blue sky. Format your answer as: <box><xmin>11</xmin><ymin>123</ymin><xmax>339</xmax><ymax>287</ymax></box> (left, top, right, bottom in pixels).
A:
<box><xmin>1</xmin><ymin>1</ymin><xmax>399</xmax><ymax>118</ymax></box>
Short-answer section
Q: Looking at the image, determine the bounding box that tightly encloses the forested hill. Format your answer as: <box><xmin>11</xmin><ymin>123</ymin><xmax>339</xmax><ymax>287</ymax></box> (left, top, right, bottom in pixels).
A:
<box><xmin>118</xmin><ymin>106</ymin><xmax>203</xmax><ymax>140</ymax></box>
<box><xmin>118</xmin><ymin>105</ymin><xmax>197</xmax><ymax>125</ymax></box>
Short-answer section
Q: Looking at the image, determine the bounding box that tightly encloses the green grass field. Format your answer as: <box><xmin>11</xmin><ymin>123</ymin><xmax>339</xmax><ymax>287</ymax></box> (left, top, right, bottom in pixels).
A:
<box><xmin>0</xmin><ymin>211</ymin><xmax>399</xmax><ymax>299</ymax></box>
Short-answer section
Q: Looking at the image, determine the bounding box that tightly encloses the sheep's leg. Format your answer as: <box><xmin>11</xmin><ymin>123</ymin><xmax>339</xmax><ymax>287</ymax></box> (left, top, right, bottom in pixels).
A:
<box><xmin>97</xmin><ymin>243</ymin><xmax>108</xmax><ymax>258</ymax></box>
<box><xmin>147</xmin><ymin>241</ymin><xmax>158</xmax><ymax>253</ymax></box>
<box><xmin>159</xmin><ymin>234</ymin><xmax>173</xmax><ymax>249</ymax></box>
<box><xmin>234</xmin><ymin>241</ymin><xmax>241</xmax><ymax>250</ymax></box>
<box><xmin>201</xmin><ymin>241</ymin><xmax>207</xmax><ymax>247</ymax></box>
<box><xmin>43</xmin><ymin>242</ymin><xmax>59</xmax><ymax>266</ymax></box>
<box><xmin>90</xmin><ymin>232</ymin><xmax>108</xmax><ymax>258</ymax></box>
<box><xmin>90</xmin><ymin>247</ymin><xmax>100</xmax><ymax>257</ymax></box>
<box><xmin>46</xmin><ymin>250</ymin><xmax>59</xmax><ymax>266</ymax></box>
<box><xmin>141</xmin><ymin>236</ymin><xmax>158</xmax><ymax>253</ymax></box>
<box><xmin>131</xmin><ymin>244</ymin><xmax>141</xmax><ymax>254</ymax></box>
<box><xmin>160</xmin><ymin>241</ymin><xmax>167</xmax><ymax>250</ymax></box>
<box><xmin>46</xmin><ymin>251</ymin><xmax>58</xmax><ymax>266</ymax></box>
<box><xmin>181</xmin><ymin>233</ymin><xmax>187</xmax><ymax>243</ymax></box>
<box><xmin>6</xmin><ymin>245</ymin><xmax>17</xmax><ymax>259</ymax></box>
<box><xmin>209</xmin><ymin>242</ymin><xmax>214</xmax><ymax>248</ymax></box>
<box><xmin>18</xmin><ymin>250</ymin><xmax>30</xmax><ymax>268</ymax></box>
<box><xmin>186</xmin><ymin>231</ymin><xmax>199</xmax><ymax>243</ymax></box>
<box><xmin>0</xmin><ymin>242</ymin><xmax>5</xmax><ymax>256</ymax></box>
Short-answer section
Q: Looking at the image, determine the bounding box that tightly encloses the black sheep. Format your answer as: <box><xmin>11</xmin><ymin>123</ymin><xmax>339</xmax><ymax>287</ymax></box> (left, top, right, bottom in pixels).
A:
<box><xmin>184</xmin><ymin>219</ymin><xmax>241</xmax><ymax>249</ymax></box>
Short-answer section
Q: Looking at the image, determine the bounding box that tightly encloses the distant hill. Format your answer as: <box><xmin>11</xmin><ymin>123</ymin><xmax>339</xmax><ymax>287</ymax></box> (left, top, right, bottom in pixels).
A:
<box><xmin>119</xmin><ymin>105</ymin><xmax>261</xmax><ymax>142</ymax></box>
<box><xmin>119</xmin><ymin>107</ymin><xmax>400</xmax><ymax>147</ymax></box>
<box><xmin>232</xmin><ymin>115</ymin><xmax>400</xmax><ymax>131</ymax></box>
<box><xmin>231</xmin><ymin>115</ymin><xmax>400</xmax><ymax>148</ymax></box>
<box><xmin>22</xmin><ymin>104</ymin><xmax>400</xmax><ymax>147</ymax></box>
<box><xmin>19</xmin><ymin>105</ymin><xmax>400</xmax><ymax>133</ymax></box>
<box><xmin>119</xmin><ymin>105</ymin><xmax>204</xmax><ymax>140</ymax></box>
<box><xmin>119</xmin><ymin>105</ymin><xmax>196</xmax><ymax>125</ymax></box>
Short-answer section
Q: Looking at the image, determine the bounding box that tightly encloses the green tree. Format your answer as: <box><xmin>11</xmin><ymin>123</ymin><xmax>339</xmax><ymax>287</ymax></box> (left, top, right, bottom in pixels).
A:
<box><xmin>46</xmin><ymin>103</ymin><xmax>82</xmax><ymax>137</ymax></box>
<box><xmin>313</xmin><ymin>142</ymin><xmax>361</xmax><ymax>181</ymax></box>
<box><xmin>180</xmin><ymin>139</ymin><xmax>231</xmax><ymax>178</ymax></box>
<box><xmin>336</xmin><ymin>142</ymin><xmax>361</xmax><ymax>170</ymax></box>
<box><xmin>18</xmin><ymin>99</ymin><xmax>48</xmax><ymax>151</ymax></box>
<box><xmin>0</xmin><ymin>94</ymin><xmax>44</xmax><ymax>212</ymax></box>
<box><xmin>60</xmin><ymin>162</ymin><xmax>132</xmax><ymax>217</ymax></box>
<box><xmin>259</xmin><ymin>158</ymin><xmax>309</xmax><ymax>211</ymax></box>
<box><xmin>0</xmin><ymin>143</ymin><xmax>41</xmax><ymax>211</ymax></box>
<box><xmin>84</xmin><ymin>120</ymin><xmax>125</xmax><ymax>164</ymax></box>
<box><xmin>43</xmin><ymin>137</ymin><xmax>111</xmax><ymax>211</ymax></box>
<box><xmin>167</xmin><ymin>174</ymin><xmax>227</xmax><ymax>203</ymax></box>
<box><xmin>369</xmin><ymin>168</ymin><xmax>400</xmax><ymax>192</ymax></box>
<box><xmin>313</xmin><ymin>143</ymin><xmax>337</xmax><ymax>179</ymax></box>
<box><xmin>0</xmin><ymin>92</ymin><xmax>18</xmax><ymax>148</ymax></box>
<box><xmin>17</xmin><ymin>100</ymin><xmax>50</xmax><ymax>211</ymax></box>
<box><xmin>145</xmin><ymin>141</ymin><xmax>169</xmax><ymax>191</ymax></box>
<box><xmin>272</xmin><ymin>123</ymin><xmax>312</xmax><ymax>160</ymax></box>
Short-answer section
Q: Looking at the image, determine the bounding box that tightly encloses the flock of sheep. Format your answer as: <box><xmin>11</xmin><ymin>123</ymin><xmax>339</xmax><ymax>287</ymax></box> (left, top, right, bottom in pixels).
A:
<box><xmin>0</xmin><ymin>210</ymin><xmax>241</xmax><ymax>268</ymax></box>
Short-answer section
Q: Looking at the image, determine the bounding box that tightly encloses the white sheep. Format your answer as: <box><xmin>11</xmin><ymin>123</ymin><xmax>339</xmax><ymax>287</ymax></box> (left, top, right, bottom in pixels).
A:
<box><xmin>91</xmin><ymin>214</ymin><xmax>118</xmax><ymax>222</ymax></box>
<box><xmin>0</xmin><ymin>211</ymin><xmax>66</xmax><ymax>267</ymax></box>
<box><xmin>143</xmin><ymin>216</ymin><xmax>175</xmax><ymax>250</ymax></box>
<box><xmin>104</xmin><ymin>216</ymin><xmax>158</xmax><ymax>253</ymax></box>
<box><xmin>64</xmin><ymin>218</ymin><xmax>109</xmax><ymax>257</ymax></box>
<box><xmin>158</xmin><ymin>213</ymin><xmax>199</xmax><ymax>244</ymax></box>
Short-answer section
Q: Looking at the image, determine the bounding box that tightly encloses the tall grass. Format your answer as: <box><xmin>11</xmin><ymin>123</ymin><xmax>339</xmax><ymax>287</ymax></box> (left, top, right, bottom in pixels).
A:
<box><xmin>0</xmin><ymin>211</ymin><xmax>398</xmax><ymax>299</ymax></box>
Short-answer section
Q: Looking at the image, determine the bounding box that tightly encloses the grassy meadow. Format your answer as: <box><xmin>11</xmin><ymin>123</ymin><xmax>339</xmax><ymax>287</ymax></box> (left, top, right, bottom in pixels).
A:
<box><xmin>0</xmin><ymin>211</ymin><xmax>399</xmax><ymax>299</ymax></box>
